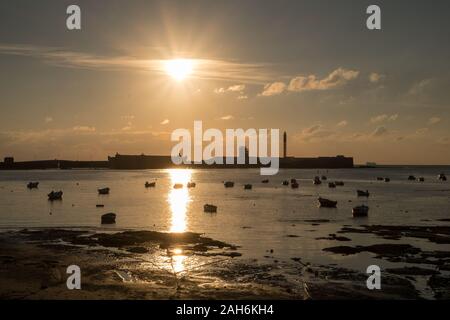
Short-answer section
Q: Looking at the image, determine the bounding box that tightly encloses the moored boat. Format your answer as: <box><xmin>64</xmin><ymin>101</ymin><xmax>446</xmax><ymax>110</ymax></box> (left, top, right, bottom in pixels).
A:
<box><xmin>357</xmin><ymin>190</ymin><xmax>370</xmax><ymax>197</ymax></box>
<box><xmin>187</xmin><ymin>182</ymin><xmax>196</xmax><ymax>188</ymax></box>
<box><xmin>145</xmin><ymin>181</ymin><xmax>156</xmax><ymax>188</ymax></box>
<box><xmin>328</xmin><ymin>182</ymin><xmax>336</xmax><ymax>188</ymax></box>
<box><xmin>204</xmin><ymin>204</ymin><xmax>217</xmax><ymax>213</ymax></box>
<box><xmin>173</xmin><ymin>183</ymin><xmax>183</xmax><ymax>189</ymax></box>
<box><xmin>313</xmin><ymin>176</ymin><xmax>322</xmax><ymax>185</ymax></box>
<box><xmin>352</xmin><ymin>205</ymin><xmax>369</xmax><ymax>217</ymax></box>
<box><xmin>27</xmin><ymin>182</ymin><xmax>39</xmax><ymax>189</ymax></box>
<box><xmin>98</xmin><ymin>187</ymin><xmax>110</xmax><ymax>195</ymax></box>
<box><xmin>224</xmin><ymin>181</ymin><xmax>234</xmax><ymax>188</ymax></box>
<box><xmin>244</xmin><ymin>184</ymin><xmax>252</xmax><ymax>190</ymax></box>
<box><xmin>318</xmin><ymin>197</ymin><xmax>337</xmax><ymax>208</ymax></box>
<box><xmin>101</xmin><ymin>212</ymin><xmax>116</xmax><ymax>224</ymax></box>
<box><xmin>48</xmin><ymin>191</ymin><xmax>63</xmax><ymax>201</ymax></box>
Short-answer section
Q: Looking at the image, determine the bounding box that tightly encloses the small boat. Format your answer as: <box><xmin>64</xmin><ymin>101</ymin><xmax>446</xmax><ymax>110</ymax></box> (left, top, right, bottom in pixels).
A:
<box><xmin>48</xmin><ymin>191</ymin><xmax>63</xmax><ymax>201</ymax></box>
<box><xmin>328</xmin><ymin>182</ymin><xmax>336</xmax><ymax>188</ymax></box>
<box><xmin>376</xmin><ymin>177</ymin><xmax>384</xmax><ymax>181</ymax></box>
<box><xmin>418</xmin><ymin>177</ymin><xmax>425</xmax><ymax>182</ymax></box>
<box><xmin>313</xmin><ymin>176</ymin><xmax>322</xmax><ymax>185</ymax></box>
<box><xmin>224</xmin><ymin>181</ymin><xmax>234</xmax><ymax>188</ymax></box>
<box><xmin>352</xmin><ymin>205</ymin><xmax>369</xmax><ymax>217</ymax></box>
<box><xmin>187</xmin><ymin>182</ymin><xmax>196</xmax><ymax>188</ymax></box>
<box><xmin>334</xmin><ymin>181</ymin><xmax>344</xmax><ymax>186</ymax></box>
<box><xmin>27</xmin><ymin>182</ymin><xmax>39</xmax><ymax>189</ymax></box>
<box><xmin>357</xmin><ymin>190</ymin><xmax>370</xmax><ymax>197</ymax></box>
<box><xmin>173</xmin><ymin>183</ymin><xmax>183</xmax><ymax>189</ymax></box>
<box><xmin>101</xmin><ymin>212</ymin><xmax>116</xmax><ymax>224</ymax></box>
<box><xmin>145</xmin><ymin>181</ymin><xmax>156</xmax><ymax>188</ymax></box>
<box><xmin>96</xmin><ymin>204</ymin><xmax>104</xmax><ymax>208</ymax></box>
<box><xmin>244</xmin><ymin>184</ymin><xmax>252</xmax><ymax>190</ymax></box>
<box><xmin>98</xmin><ymin>187</ymin><xmax>110</xmax><ymax>195</ymax></box>
<box><xmin>290</xmin><ymin>178</ymin><xmax>297</xmax><ymax>184</ymax></box>
<box><xmin>282</xmin><ymin>180</ymin><xmax>289</xmax><ymax>186</ymax></box>
<box><xmin>384</xmin><ymin>178</ymin><xmax>390</xmax><ymax>182</ymax></box>
<box><xmin>407</xmin><ymin>175</ymin><xmax>416</xmax><ymax>181</ymax></box>
<box><xmin>261</xmin><ymin>179</ymin><xmax>269</xmax><ymax>183</ymax></box>
<box><xmin>291</xmin><ymin>181</ymin><xmax>299</xmax><ymax>189</ymax></box>
<box><xmin>321</xmin><ymin>175</ymin><xmax>327</xmax><ymax>181</ymax></box>
<box><xmin>204</xmin><ymin>204</ymin><xmax>217</xmax><ymax>213</ymax></box>
<box><xmin>318</xmin><ymin>197</ymin><xmax>337</xmax><ymax>208</ymax></box>
<box><xmin>438</xmin><ymin>173</ymin><xmax>447</xmax><ymax>181</ymax></box>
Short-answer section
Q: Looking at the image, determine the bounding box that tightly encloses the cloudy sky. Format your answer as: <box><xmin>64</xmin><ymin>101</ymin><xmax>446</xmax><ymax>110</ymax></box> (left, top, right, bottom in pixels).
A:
<box><xmin>0</xmin><ymin>0</ymin><xmax>449</xmax><ymax>164</ymax></box>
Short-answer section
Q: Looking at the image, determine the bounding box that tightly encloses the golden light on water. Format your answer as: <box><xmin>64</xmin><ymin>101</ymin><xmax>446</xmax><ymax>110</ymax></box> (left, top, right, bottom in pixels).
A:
<box><xmin>167</xmin><ymin>169</ymin><xmax>192</xmax><ymax>273</ymax></box>
<box><xmin>164</xmin><ymin>59</ymin><xmax>194</xmax><ymax>81</ymax></box>
<box><xmin>168</xmin><ymin>168</ymin><xmax>192</xmax><ymax>233</ymax></box>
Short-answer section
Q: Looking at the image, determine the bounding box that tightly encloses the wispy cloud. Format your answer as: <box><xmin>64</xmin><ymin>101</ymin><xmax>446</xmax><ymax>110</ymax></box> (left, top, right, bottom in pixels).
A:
<box><xmin>0</xmin><ymin>43</ymin><xmax>273</xmax><ymax>84</ymax></box>
<box><xmin>370</xmin><ymin>114</ymin><xmax>398</xmax><ymax>124</ymax></box>
<box><xmin>220</xmin><ymin>115</ymin><xmax>234</xmax><ymax>120</ymax></box>
<box><xmin>160</xmin><ymin>119</ymin><xmax>170</xmax><ymax>125</ymax></box>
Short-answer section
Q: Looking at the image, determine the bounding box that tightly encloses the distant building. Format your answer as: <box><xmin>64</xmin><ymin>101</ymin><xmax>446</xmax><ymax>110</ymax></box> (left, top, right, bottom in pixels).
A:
<box><xmin>283</xmin><ymin>132</ymin><xmax>287</xmax><ymax>158</ymax></box>
<box><xmin>4</xmin><ymin>157</ymin><xmax>14</xmax><ymax>165</ymax></box>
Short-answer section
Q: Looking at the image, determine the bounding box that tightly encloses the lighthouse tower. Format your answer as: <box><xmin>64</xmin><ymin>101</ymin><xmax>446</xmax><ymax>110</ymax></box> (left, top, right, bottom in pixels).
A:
<box><xmin>283</xmin><ymin>131</ymin><xmax>287</xmax><ymax>158</ymax></box>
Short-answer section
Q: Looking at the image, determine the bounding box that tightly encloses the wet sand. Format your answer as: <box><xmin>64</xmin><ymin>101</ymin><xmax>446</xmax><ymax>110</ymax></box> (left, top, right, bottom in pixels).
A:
<box><xmin>2</xmin><ymin>227</ymin><xmax>447</xmax><ymax>300</ymax></box>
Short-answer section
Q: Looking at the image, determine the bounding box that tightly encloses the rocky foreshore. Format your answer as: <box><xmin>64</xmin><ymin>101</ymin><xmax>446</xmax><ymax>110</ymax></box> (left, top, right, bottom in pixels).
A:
<box><xmin>0</xmin><ymin>227</ymin><xmax>449</xmax><ymax>299</ymax></box>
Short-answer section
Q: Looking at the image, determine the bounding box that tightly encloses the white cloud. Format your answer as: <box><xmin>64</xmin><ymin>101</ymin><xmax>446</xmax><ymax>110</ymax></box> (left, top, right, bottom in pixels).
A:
<box><xmin>370</xmin><ymin>114</ymin><xmax>398</xmax><ymax>124</ymax></box>
<box><xmin>220</xmin><ymin>115</ymin><xmax>234</xmax><ymax>120</ymax></box>
<box><xmin>337</xmin><ymin>120</ymin><xmax>348</xmax><ymax>127</ymax></box>
<box><xmin>409</xmin><ymin>79</ymin><xmax>433</xmax><ymax>95</ymax></box>
<box><xmin>260</xmin><ymin>82</ymin><xmax>287</xmax><ymax>96</ymax></box>
<box><xmin>73</xmin><ymin>126</ymin><xmax>96</xmax><ymax>132</ymax></box>
<box><xmin>288</xmin><ymin>68</ymin><xmax>359</xmax><ymax>92</ymax></box>
<box><xmin>369</xmin><ymin>73</ymin><xmax>385</xmax><ymax>83</ymax></box>
<box><xmin>160</xmin><ymin>119</ymin><xmax>170</xmax><ymax>125</ymax></box>
<box><xmin>45</xmin><ymin>116</ymin><xmax>53</xmax><ymax>123</ymax></box>
<box><xmin>428</xmin><ymin>116</ymin><xmax>441</xmax><ymax>125</ymax></box>
<box><xmin>371</xmin><ymin>126</ymin><xmax>388</xmax><ymax>137</ymax></box>
<box><xmin>295</xmin><ymin>124</ymin><xmax>335</xmax><ymax>142</ymax></box>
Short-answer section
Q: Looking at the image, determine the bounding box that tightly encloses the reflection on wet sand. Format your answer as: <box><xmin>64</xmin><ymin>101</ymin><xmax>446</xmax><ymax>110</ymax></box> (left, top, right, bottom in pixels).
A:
<box><xmin>167</xmin><ymin>169</ymin><xmax>192</xmax><ymax>273</ymax></box>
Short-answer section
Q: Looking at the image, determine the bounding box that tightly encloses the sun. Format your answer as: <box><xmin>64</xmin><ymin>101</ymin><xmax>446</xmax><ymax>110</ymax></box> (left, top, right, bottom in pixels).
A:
<box><xmin>164</xmin><ymin>59</ymin><xmax>194</xmax><ymax>81</ymax></box>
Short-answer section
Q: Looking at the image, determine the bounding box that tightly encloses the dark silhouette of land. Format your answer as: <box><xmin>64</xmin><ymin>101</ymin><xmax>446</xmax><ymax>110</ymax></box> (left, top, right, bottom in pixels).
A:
<box><xmin>0</xmin><ymin>154</ymin><xmax>353</xmax><ymax>170</ymax></box>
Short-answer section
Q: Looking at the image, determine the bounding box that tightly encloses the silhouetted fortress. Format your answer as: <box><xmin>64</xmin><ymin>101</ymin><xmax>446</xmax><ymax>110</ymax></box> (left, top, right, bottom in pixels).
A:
<box><xmin>0</xmin><ymin>154</ymin><xmax>353</xmax><ymax>170</ymax></box>
<box><xmin>107</xmin><ymin>154</ymin><xmax>353</xmax><ymax>169</ymax></box>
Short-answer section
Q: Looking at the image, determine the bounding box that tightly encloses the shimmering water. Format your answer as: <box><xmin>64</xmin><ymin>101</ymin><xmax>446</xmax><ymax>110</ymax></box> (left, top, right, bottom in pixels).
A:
<box><xmin>1</xmin><ymin>168</ymin><xmax>449</xmax><ymax>271</ymax></box>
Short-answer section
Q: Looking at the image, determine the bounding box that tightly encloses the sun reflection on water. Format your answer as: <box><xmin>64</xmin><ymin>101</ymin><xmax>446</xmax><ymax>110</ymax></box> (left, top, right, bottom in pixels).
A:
<box><xmin>167</xmin><ymin>169</ymin><xmax>192</xmax><ymax>273</ymax></box>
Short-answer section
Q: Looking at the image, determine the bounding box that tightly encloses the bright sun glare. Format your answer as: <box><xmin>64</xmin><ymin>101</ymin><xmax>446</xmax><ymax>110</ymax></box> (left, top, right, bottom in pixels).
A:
<box><xmin>164</xmin><ymin>59</ymin><xmax>194</xmax><ymax>81</ymax></box>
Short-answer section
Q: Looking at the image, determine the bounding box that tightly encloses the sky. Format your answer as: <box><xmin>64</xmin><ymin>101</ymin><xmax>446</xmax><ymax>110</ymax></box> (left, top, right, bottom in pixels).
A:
<box><xmin>0</xmin><ymin>0</ymin><xmax>449</xmax><ymax>164</ymax></box>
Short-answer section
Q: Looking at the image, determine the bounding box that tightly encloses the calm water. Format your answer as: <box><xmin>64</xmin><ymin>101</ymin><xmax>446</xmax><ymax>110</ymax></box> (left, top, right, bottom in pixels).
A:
<box><xmin>1</xmin><ymin>168</ymin><xmax>450</xmax><ymax>271</ymax></box>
